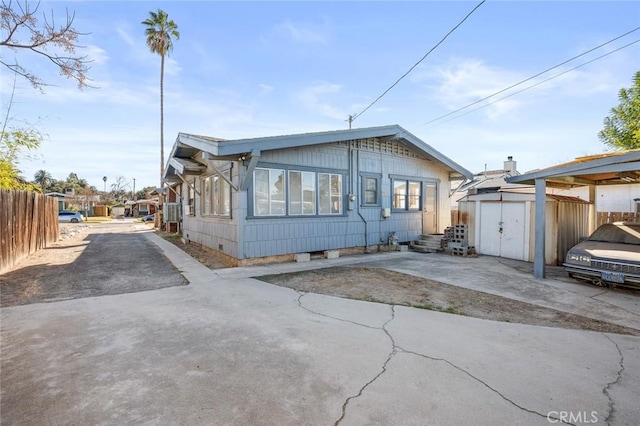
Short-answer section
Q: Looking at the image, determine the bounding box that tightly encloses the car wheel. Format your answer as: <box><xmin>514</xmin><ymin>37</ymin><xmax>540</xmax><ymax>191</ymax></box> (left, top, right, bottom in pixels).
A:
<box><xmin>71</xmin><ymin>218</ymin><xmax>79</xmax><ymax>223</ymax></box>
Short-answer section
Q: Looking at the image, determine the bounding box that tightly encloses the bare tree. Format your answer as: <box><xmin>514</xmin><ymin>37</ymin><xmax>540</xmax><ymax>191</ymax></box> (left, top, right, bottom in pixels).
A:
<box><xmin>110</xmin><ymin>175</ymin><xmax>130</xmax><ymax>201</ymax></box>
<box><xmin>0</xmin><ymin>0</ymin><xmax>90</xmax><ymax>89</ymax></box>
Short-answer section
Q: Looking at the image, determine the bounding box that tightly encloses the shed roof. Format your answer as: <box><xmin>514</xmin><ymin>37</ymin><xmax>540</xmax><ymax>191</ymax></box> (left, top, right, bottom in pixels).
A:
<box><xmin>164</xmin><ymin>125</ymin><xmax>473</xmax><ymax>182</ymax></box>
<box><xmin>460</xmin><ymin>190</ymin><xmax>590</xmax><ymax>204</ymax></box>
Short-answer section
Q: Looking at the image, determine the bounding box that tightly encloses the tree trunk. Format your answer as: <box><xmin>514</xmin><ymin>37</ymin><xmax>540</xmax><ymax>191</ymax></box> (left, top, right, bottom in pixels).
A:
<box><xmin>160</xmin><ymin>53</ymin><xmax>165</xmax><ymax>187</ymax></box>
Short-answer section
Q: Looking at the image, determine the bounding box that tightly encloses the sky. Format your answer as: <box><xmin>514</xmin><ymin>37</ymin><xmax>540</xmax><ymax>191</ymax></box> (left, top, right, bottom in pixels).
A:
<box><xmin>3</xmin><ymin>0</ymin><xmax>640</xmax><ymax>193</ymax></box>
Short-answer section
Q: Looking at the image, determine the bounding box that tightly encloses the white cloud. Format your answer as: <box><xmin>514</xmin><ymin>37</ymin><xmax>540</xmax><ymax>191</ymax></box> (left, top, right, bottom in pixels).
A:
<box><xmin>419</xmin><ymin>58</ymin><xmax>530</xmax><ymax>119</ymax></box>
<box><xmin>116</xmin><ymin>26</ymin><xmax>135</xmax><ymax>47</ymax></box>
<box><xmin>258</xmin><ymin>84</ymin><xmax>274</xmax><ymax>96</ymax></box>
<box><xmin>293</xmin><ymin>82</ymin><xmax>346</xmax><ymax>120</ymax></box>
<box><xmin>164</xmin><ymin>57</ymin><xmax>182</xmax><ymax>77</ymax></box>
<box><xmin>272</xmin><ymin>19</ymin><xmax>330</xmax><ymax>45</ymax></box>
<box><xmin>82</xmin><ymin>45</ymin><xmax>109</xmax><ymax>65</ymax></box>
<box><xmin>261</xmin><ymin>20</ymin><xmax>331</xmax><ymax>48</ymax></box>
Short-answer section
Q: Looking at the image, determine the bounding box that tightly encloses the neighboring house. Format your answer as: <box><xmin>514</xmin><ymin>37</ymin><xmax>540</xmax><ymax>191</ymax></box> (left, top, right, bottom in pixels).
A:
<box><xmin>135</xmin><ymin>199</ymin><xmax>158</xmax><ymax>216</ymax></box>
<box><xmin>46</xmin><ymin>190</ymin><xmax>101</xmax><ymax>215</ymax></box>
<box><xmin>45</xmin><ymin>192</ymin><xmax>69</xmax><ymax>211</ymax></box>
<box><xmin>452</xmin><ymin>156</ymin><xmax>521</xmax><ymax>205</ymax></box>
<box><xmin>124</xmin><ymin>199</ymin><xmax>158</xmax><ymax>217</ymax></box>
<box><xmin>552</xmin><ymin>182</ymin><xmax>640</xmax><ymax>213</ymax></box>
<box><xmin>164</xmin><ymin>125</ymin><xmax>473</xmax><ymax>264</ymax></box>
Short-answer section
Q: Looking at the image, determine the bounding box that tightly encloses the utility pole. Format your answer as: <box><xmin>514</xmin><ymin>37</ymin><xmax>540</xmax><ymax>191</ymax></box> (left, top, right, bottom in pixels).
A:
<box><xmin>133</xmin><ymin>178</ymin><xmax>137</xmax><ymax>200</ymax></box>
<box><xmin>347</xmin><ymin>114</ymin><xmax>354</xmax><ymax>129</ymax></box>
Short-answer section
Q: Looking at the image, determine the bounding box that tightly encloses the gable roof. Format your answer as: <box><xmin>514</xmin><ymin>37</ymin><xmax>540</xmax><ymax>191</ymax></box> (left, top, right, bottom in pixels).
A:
<box><xmin>507</xmin><ymin>149</ymin><xmax>640</xmax><ymax>187</ymax></box>
<box><xmin>165</xmin><ymin>125</ymin><xmax>473</xmax><ymax>182</ymax></box>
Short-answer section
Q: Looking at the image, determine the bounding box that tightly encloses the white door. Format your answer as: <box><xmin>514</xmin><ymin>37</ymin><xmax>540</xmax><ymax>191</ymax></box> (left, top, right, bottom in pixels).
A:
<box><xmin>479</xmin><ymin>202</ymin><xmax>526</xmax><ymax>260</ymax></box>
<box><xmin>479</xmin><ymin>203</ymin><xmax>502</xmax><ymax>256</ymax></box>
<box><xmin>422</xmin><ymin>183</ymin><xmax>437</xmax><ymax>235</ymax></box>
<box><xmin>500</xmin><ymin>203</ymin><xmax>526</xmax><ymax>260</ymax></box>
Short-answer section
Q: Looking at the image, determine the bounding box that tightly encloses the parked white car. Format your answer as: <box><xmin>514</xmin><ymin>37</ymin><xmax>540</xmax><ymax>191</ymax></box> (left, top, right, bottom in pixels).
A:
<box><xmin>58</xmin><ymin>210</ymin><xmax>84</xmax><ymax>223</ymax></box>
<box><xmin>564</xmin><ymin>222</ymin><xmax>640</xmax><ymax>289</ymax></box>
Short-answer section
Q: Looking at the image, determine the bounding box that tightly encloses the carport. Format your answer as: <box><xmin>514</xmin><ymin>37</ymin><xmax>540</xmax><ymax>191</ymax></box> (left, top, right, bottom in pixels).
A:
<box><xmin>507</xmin><ymin>149</ymin><xmax>640</xmax><ymax>278</ymax></box>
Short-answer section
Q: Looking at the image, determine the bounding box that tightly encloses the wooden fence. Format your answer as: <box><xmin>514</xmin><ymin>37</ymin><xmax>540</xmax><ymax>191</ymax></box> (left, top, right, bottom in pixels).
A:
<box><xmin>597</xmin><ymin>211</ymin><xmax>640</xmax><ymax>226</ymax></box>
<box><xmin>0</xmin><ymin>190</ymin><xmax>59</xmax><ymax>274</ymax></box>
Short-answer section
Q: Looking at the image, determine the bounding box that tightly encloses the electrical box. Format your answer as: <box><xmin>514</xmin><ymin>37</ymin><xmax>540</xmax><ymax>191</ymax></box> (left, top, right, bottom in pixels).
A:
<box><xmin>382</xmin><ymin>208</ymin><xmax>391</xmax><ymax>218</ymax></box>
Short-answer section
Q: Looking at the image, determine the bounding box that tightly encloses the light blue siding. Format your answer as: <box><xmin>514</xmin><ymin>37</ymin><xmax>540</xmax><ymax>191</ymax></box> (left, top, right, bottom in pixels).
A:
<box><xmin>182</xmin><ymin>138</ymin><xmax>452</xmax><ymax>260</ymax></box>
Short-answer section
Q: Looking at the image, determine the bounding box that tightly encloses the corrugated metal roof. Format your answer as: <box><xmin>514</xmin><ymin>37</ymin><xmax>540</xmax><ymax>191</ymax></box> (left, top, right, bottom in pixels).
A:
<box><xmin>508</xmin><ymin>149</ymin><xmax>640</xmax><ymax>187</ymax></box>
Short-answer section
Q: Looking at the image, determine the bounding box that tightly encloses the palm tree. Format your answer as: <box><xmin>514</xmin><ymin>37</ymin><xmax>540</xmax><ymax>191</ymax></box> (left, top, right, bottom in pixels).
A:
<box><xmin>142</xmin><ymin>9</ymin><xmax>180</xmax><ymax>185</ymax></box>
<box><xmin>33</xmin><ymin>169</ymin><xmax>52</xmax><ymax>191</ymax></box>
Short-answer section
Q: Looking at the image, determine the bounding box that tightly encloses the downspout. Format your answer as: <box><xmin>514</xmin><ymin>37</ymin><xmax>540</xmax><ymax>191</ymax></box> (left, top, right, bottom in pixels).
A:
<box><xmin>353</xmin><ymin>142</ymin><xmax>370</xmax><ymax>253</ymax></box>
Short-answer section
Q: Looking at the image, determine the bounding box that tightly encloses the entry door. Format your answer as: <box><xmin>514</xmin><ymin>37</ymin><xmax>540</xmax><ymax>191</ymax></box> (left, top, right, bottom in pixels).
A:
<box><xmin>422</xmin><ymin>183</ymin><xmax>437</xmax><ymax>235</ymax></box>
<box><xmin>479</xmin><ymin>202</ymin><xmax>526</xmax><ymax>260</ymax></box>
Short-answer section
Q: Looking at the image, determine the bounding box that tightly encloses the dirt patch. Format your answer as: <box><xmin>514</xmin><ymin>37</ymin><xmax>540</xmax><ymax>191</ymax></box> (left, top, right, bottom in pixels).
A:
<box><xmin>158</xmin><ymin>231</ymin><xmax>235</xmax><ymax>269</ymax></box>
<box><xmin>256</xmin><ymin>266</ymin><xmax>640</xmax><ymax>336</ymax></box>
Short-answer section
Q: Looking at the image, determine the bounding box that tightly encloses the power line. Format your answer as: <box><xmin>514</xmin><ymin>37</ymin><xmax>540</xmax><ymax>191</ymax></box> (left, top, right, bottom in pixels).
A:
<box><xmin>424</xmin><ymin>38</ymin><xmax>640</xmax><ymax>128</ymax></box>
<box><xmin>349</xmin><ymin>0</ymin><xmax>486</xmax><ymax>125</ymax></box>
<box><xmin>423</xmin><ymin>26</ymin><xmax>640</xmax><ymax>126</ymax></box>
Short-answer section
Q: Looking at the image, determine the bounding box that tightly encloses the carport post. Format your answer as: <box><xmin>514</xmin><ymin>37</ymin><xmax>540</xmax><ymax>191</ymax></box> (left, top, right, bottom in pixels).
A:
<box><xmin>534</xmin><ymin>178</ymin><xmax>546</xmax><ymax>278</ymax></box>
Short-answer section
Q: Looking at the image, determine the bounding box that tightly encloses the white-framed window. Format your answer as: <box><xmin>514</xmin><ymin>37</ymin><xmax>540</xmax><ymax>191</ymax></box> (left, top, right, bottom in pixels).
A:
<box><xmin>254</xmin><ymin>168</ymin><xmax>285</xmax><ymax>216</ymax></box>
<box><xmin>288</xmin><ymin>170</ymin><xmax>316</xmax><ymax>215</ymax></box>
<box><xmin>252</xmin><ymin>167</ymin><xmax>344</xmax><ymax>217</ymax></box>
<box><xmin>392</xmin><ymin>179</ymin><xmax>421</xmax><ymax>211</ymax></box>
<box><xmin>201</xmin><ymin>171</ymin><xmax>232</xmax><ymax>217</ymax></box>
<box><xmin>319</xmin><ymin>173</ymin><xmax>342</xmax><ymax>214</ymax></box>
<box><xmin>187</xmin><ymin>181</ymin><xmax>195</xmax><ymax>216</ymax></box>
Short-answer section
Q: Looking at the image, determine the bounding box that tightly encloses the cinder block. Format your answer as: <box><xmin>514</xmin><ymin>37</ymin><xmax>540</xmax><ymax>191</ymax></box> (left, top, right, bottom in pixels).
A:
<box><xmin>294</xmin><ymin>253</ymin><xmax>311</xmax><ymax>262</ymax></box>
<box><xmin>324</xmin><ymin>250</ymin><xmax>339</xmax><ymax>259</ymax></box>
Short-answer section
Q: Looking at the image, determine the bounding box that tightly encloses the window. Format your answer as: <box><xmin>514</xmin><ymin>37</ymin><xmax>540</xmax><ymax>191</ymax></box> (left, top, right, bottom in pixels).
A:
<box><xmin>201</xmin><ymin>171</ymin><xmax>232</xmax><ymax>217</ymax></box>
<box><xmin>254</xmin><ymin>168</ymin><xmax>285</xmax><ymax>216</ymax></box>
<box><xmin>319</xmin><ymin>173</ymin><xmax>342</xmax><ymax>214</ymax></box>
<box><xmin>289</xmin><ymin>171</ymin><xmax>316</xmax><ymax>215</ymax></box>
<box><xmin>360</xmin><ymin>173</ymin><xmax>381</xmax><ymax>206</ymax></box>
<box><xmin>253</xmin><ymin>167</ymin><xmax>344</xmax><ymax>217</ymax></box>
<box><xmin>364</xmin><ymin>177</ymin><xmax>378</xmax><ymax>204</ymax></box>
<box><xmin>187</xmin><ymin>181</ymin><xmax>195</xmax><ymax>215</ymax></box>
<box><xmin>392</xmin><ymin>179</ymin><xmax>421</xmax><ymax>211</ymax></box>
<box><xmin>203</xmin><ymin>176</ymin><xmax>211</xmax><ymax>214</ymax></box>
<box><xmin>220</xmin><ymin>171</ymin><xmax>231</xmax><ymax>216</ymax></box>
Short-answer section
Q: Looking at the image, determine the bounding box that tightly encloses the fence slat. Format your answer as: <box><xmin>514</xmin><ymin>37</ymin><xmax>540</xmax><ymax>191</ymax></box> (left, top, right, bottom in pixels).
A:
<box><xmin>597</xmin><ymin>211</ymin><xmax>639</xmax><ymax>226</ymax></box>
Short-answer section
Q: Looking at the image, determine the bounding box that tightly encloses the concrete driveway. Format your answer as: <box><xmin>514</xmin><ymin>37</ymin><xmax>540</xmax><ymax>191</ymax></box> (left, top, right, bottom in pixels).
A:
<box><xmin>1</xmin><ymin>230</ymin><xmax>639</xmax><ymax>425</ymax></box>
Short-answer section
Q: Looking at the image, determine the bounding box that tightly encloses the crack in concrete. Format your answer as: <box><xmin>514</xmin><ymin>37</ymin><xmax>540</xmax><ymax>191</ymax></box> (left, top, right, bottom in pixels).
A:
<box><xmin>333</xmin><ymin>306</ymin><xmax>397</xmax><ymax>426</ymax></box>
<box><xmin>295</xmin><ymin>292</ymin><xmax>380</xmax><ymax>330</ymax></box>
<box><xmin>294</xmin><ymin>295</ymin><xmax>577</xmax><ymax>425</ymax></box>
<box><xmin>602</xmin><ymin>334</ymin><xmax>625</xmax><ymax>426</ymax></box>
<box><xmin>292</xmin><ymin>293</ymin><xmax>399</xmax><ymax>426</ymax></box>
<box><xmin>396</xmin><ymin>347</ymin><xmax>575</xmax><ymax>425</ymax></box>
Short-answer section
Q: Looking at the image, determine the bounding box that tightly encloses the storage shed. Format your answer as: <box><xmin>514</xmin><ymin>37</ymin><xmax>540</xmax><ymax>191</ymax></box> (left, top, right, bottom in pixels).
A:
<box><xmin>457</xmin><ymin>190</ymin><xmax>591</xmax><ymax>265</ymax></box>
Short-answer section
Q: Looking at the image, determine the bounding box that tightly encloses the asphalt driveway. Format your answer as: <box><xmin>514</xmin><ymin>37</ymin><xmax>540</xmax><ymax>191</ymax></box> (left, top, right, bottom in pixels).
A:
<box><xmin>1</xmin><ymin>229</ymin><xmax>639</xmax><ymax>425</ymax></box>
<box><xmin>0</xmin><ymin>222</ymin><xmax>187</xmax><ymax>307</ymax></box>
